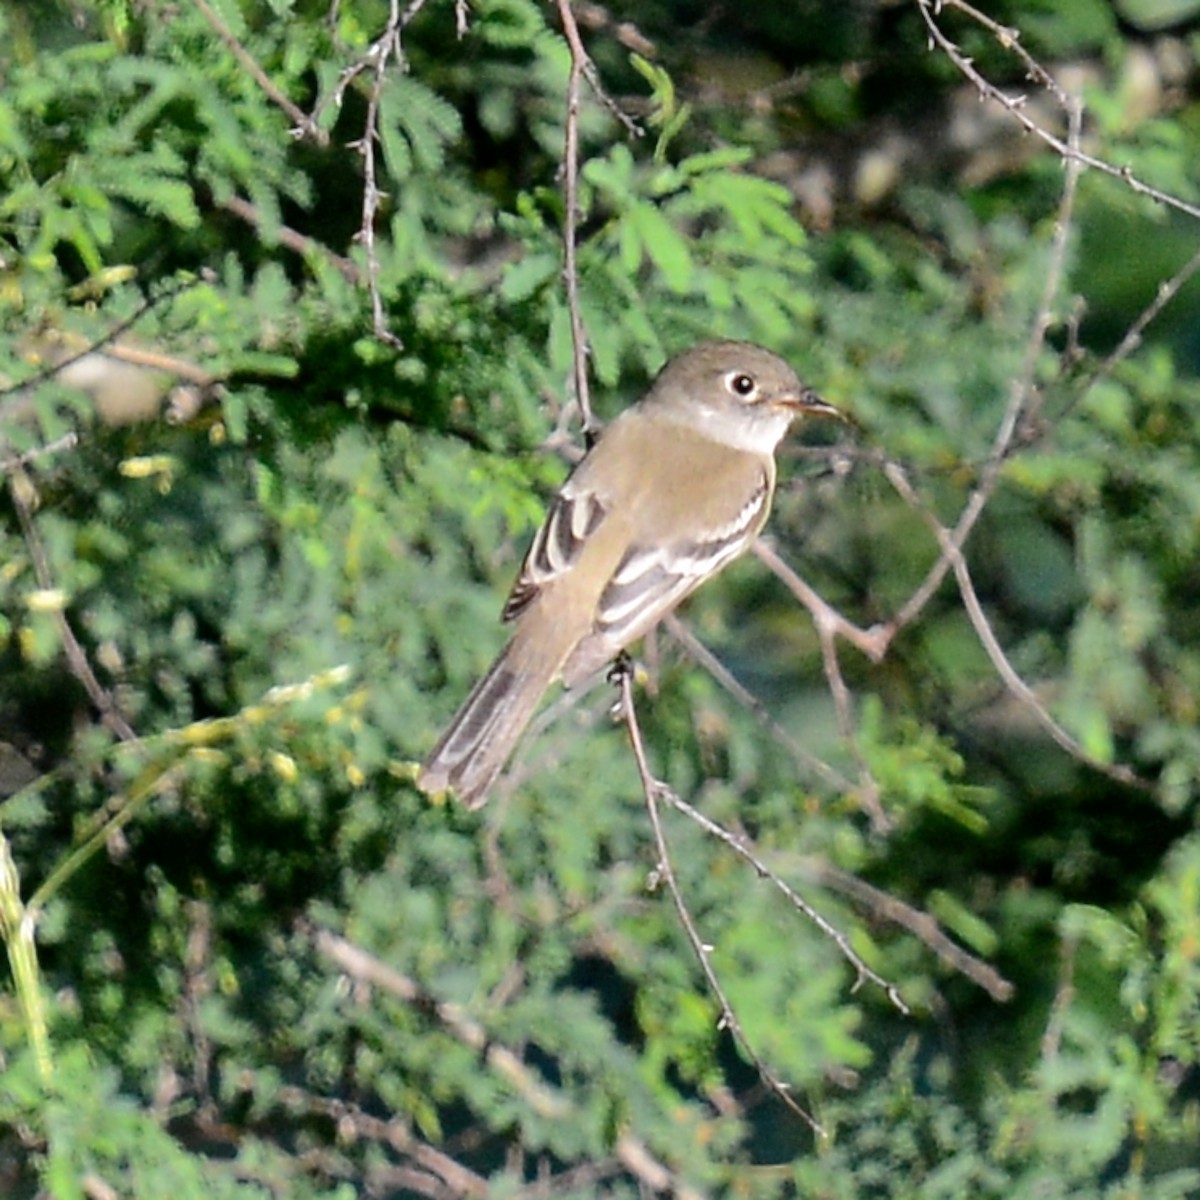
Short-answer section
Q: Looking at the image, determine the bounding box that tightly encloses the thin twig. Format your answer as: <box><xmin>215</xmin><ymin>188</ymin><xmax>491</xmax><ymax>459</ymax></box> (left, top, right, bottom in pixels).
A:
<box><xmin>8</xmin><ymin>479</ymin><xmax>139</xmax><ymax>743</ymax></box>
<box><xmin>917</xmin><ymin>0</ymin><xmax>1200</xmax><ymax>223</ymax></box>
<box><xmin>331</xmin><ymin>0</ymin><xmax>439</xmax><ymax>347</ymax></box>
<box><xmin>883</xmin><ymin>460</ymin><xmax>1153</xmax><ymax>793</ymax></box>
<box><xmin>308</xmin><ymin>922</ymin><xmax>569</xmax><ymax>1118</ymax></box>
<box><xmin>1059</xmin><ymin>240</ymin><xmax>1200</xmax><ymax>422</ymax></box>
<box><xmin>550</xmin><ymin>1</ymin><xmax>645</xmax><ymax>436</ymax></box>
<box><xmin>660</xmin><ymin>791</ymin><xmax>909</xmax><ymax>1013</ymax></box>
<box><xmin>814</xmin><ymin>612</ymin><xmax>890</xmax><ymax>833</ymax></box>
<box><xmin>751</xmin><ymin>541</ymin><xmax>890</xmax><ymax>662</ymax></box>
<box><xmin>307</xmin><ymin>921</ymin><xmax>702</xmax><ymax>1198</ymax></box>
<box><xmin>193</xmin><ymin>0</ymin><xmax>326</xmax><ymax>143</ymax></box>
<box><xmin>792</xmin><ymin>856</ymin><xmax>1013</xmax><ymax>1002</ymax></box>
<box><xmin>219</xmin><ymin>194</ymin><xmax>362</xmax><ymax>283</ymax></box>
<box><xmin>351</xmin><ymin>5</ymin><xmax>406</xmax><ymax>349</ymax></box>
<box><xmin>272</xmin><ymin>1084</ymin><xmax>489</xmax><ymax>1198</ymax></box>
<box><xmin>85</xmin><ymin>341</ymin><xmax>214</xmax><ymax>387</ymax></box>
<box><xmin>554</xmin><ymin>1</ymin><xmax>643</xmax><ymax>136</ymax></box>
<box><xmin>553</xmin><ymin>0</ymin><xmax>597</xmax><ymax>436</ymax></box>
<box><xmin>886</xmin><ymin>89</ymin><xmax>1085</xmax><ymax>639</ymax></box>
<box><xmin>663</xmin><ymin>614</ymin><xmax>855</xmax><ymax>793</ymax></box>
<box><xmin>612</xmin><ymin>660</ymin><xmax>824</xmax><ymax>1134</ymax></box>
<box><xmin>0</xmin><ymin>432</ymin><xmax>80</xmax><ymax>477</ymax></box>
<box><xmin>81</xmin><ymin>1174</ymin><xmax>119</xmax><ymax>1200</ymax></box>
<box><xmin>0</xmin><ymin>284</ymin><xmax>195</xmax><ymax>403</ymax></box>
<box><xmin>1041</xmin><ymin>933</ymin><xmax>1077</xmax><ymax>1063</ymax></box>
<box><xmin>749</xmin><ymin>538</ymin><xmax>892</xmax><ymax>825</ymax></box>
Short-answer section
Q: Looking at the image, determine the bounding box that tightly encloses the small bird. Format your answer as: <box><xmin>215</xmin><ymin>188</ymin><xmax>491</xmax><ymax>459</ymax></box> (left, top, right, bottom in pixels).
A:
<box><xmin>418</xmin><ymin>340</ymin><xmax>840</xmax><ymax>807</ymax></box>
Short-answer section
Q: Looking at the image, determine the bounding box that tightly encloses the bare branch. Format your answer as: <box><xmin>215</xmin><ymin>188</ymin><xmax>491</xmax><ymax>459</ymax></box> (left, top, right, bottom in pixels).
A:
<box><xmin>0</xmin><ymin>283</ymin><xmax>198</xmax><ymax>404</ymax></box>
<box><xmin>917</xmin><ymin>0</ymin><xmax>1200</xmax><ymax>223</ymax></box>
<box><xmin>554</xmin><ymin>1</ymin><xmax>643</xmax><ymax>136</ymax></box>
<box><xmin>323</xmin><ymin>0</ymin><xmax>451</xmax><ymax>347</ymax></box>
<box><xmin>751</xmin><ymin>541</ymin><xmax>891</xmax><ymax>662</ymax></box>
<box><xmin>8</xmin><ymin>477</ymin><xmax>139</xmax><ymax>744</ymax></box>
<box><xmin>1040</xmin><ymin>934</ymin><xmax>1078</xmax><ymax>1064</ymax></box>
<box><xmin>81</xmin><ymin>1173</ymin><xmax>120</xmax><ymax>1200</ymax></box>
<box><xmin>663</xmin><ymin>614</ymin><xmax>855</xmax><ymax>793</ymax></box>
<box><xmin>883</xmin><ymin>460</ymin><xmax>1154</xmax><ymax>794</ymax></box>
<box><xmin>1062</xmin><ymin>240</ymin><xmax>1200</xmax><ymax>421</ymax></box>
<box><xmin>612</xmin><ymin>660</ymin><xmax>825</xmax><ymax>1134</ymax></box>
<box><xmin>661</xmin><ymin>789</ymin><xmax>910</xmax><ymax>1012</ymax></box>
<box><xmin>746</xmin><ymin>541</ymin><xmax>890</xmax><ymax>826</ymax></box>
<box><xmin>306</xmin><ymin>922</ymin><xmax>702</xmax><ymax>1198</ymax></box>
<box><xmin>219</xmin><ymin>194</ymin><xmax>362</xmax><ymax>283</ymax></box>
<box><xmin>352</xmin><ymin>8</ymin><xmax>406</xmax><ymax>349</ymax></box>
<box><xmin>309</xmin><ymin>922</ymin><xmax>569</xmax><ymax>1119</ymax></box>
<box><xmin>885</xmin><ymin>87</ymin><xmax>1085</xmax><ymax>639</ymax></box>
<box><xmin>553</xmin><ymin>0</ymin><xmax>598</xmax><ymax>436</ymax></box>
<box><xmin>272</xmin><ymin>1083</ymin><xmax>489</xmax><ymax>1199</ymax></box>
<box><xmin>794</xmin><ymin>856</ymin><xmax>1014</xmax><ymax>1002</ymax></box>
<box><xmin>193</xmin><ymin>0</ymin><xmax>326</xmax><ymax>143</ymax></box>
<box><xmin>0</xmin><ymin>432</ymin><xmax>81</xmax><ymax>477</ymax></box>
<box><xmin>817</xmin><ymin>612</ymin><xmax>890</xmax><ymax>832</ymax></box>
<box><xmin>551</xmin><ymin>2</ymin><xmax>645</xmax><ymax>439</ymax></box>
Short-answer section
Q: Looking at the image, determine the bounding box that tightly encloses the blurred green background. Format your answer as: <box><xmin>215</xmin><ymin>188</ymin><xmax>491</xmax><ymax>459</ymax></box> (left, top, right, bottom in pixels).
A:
<box><xmin>1</xmin><ymin>0</ymin><xmax>1199</xmax><ymax>1195</ymax></box>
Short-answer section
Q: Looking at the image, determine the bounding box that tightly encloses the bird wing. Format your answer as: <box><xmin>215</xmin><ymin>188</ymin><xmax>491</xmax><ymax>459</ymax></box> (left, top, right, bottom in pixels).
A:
<box><xmin>560</xmin><ymin>466</ymin><xmax>772</xmax><ymax>686</ymax></box>
<box><xmin>502</xmin><ymin>481</ymin><xmax>608</xmax><ymax>622</ymax></box>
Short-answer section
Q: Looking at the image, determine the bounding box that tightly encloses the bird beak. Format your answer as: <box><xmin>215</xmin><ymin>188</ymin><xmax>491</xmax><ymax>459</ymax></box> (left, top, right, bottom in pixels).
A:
<box><xmin>774</xmin><ymin>387</ymin><xmax>844</xmax><ymax>421</ymax></box>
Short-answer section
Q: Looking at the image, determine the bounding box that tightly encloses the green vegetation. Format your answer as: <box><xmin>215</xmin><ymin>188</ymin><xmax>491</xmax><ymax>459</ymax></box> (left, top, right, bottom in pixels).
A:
<box><xmin>1</xmin><ymin>0</ymin><xmax>1198</xmax><ymax>1195</ymax></box>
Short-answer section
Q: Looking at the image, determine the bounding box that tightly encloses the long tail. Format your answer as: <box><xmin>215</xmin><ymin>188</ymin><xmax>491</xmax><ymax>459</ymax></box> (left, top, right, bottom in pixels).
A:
<box><xmin>417</xmin><ymin>640</ymin><xmax>555</xmax><ymax>808</ymax></box>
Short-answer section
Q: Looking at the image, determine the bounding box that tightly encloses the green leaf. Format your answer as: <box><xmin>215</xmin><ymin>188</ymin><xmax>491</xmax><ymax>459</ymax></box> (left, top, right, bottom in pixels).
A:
<box><xmin>476</xmin><ymin>0</ymin><xmax>545</xmax><ymax>47</ymax></box>
<box><xmin>382</xmin><ymin>75</ymin><xmax>463</xmax><ymax>174</ymax></box>
<box><xmin>499</xmin><ymin>251</ymin><xmax>558</xmax><ymax>302</ymax></box>
<box><xmin>627</xmin><ymin>202</ymin><xmax>694</xmax><ymax>292</ymax></box>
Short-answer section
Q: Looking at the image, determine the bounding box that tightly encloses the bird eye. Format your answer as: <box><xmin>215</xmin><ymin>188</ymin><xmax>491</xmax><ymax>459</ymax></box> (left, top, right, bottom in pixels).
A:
<box><xmin>725</xmin><ymin>371</ymin><xmax>758</xmax><ymax>399</ymax></box>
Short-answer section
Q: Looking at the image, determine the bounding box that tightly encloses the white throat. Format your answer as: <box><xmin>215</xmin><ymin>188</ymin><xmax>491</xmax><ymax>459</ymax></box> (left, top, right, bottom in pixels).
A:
<box><xmin>681</xmin><ymin>401</ymin><xmax>793</xmax><ymax>455</ymax></box>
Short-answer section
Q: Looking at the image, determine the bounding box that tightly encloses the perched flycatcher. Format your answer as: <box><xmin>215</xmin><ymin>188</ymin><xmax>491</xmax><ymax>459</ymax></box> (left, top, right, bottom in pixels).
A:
<box><xmin>418</xmin><ymin>339</ymin><xmax>839</xmax><ymax>807</ymax></box>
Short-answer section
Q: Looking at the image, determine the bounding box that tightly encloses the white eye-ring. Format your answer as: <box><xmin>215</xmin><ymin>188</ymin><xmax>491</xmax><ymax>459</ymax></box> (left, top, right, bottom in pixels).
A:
<box><xmin>725</xmin><ymin>371</ymin><xmax>758</xmax><ymax>400</ymax></box>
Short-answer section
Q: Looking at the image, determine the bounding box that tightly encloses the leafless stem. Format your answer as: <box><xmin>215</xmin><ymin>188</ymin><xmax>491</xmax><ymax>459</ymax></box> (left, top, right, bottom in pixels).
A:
<box><xmin>0</xmin><ymin>432</ymin><xmax>81</xmax><ymax>476</ymax></box>
<box><xmin>816</xmin><ymin>613</ymin><xmax>890</xmax><ymax>832</ymax></box>
<box><xmin>219</xmin><ymin>194</ymin><xmax>362</xmax><ymax>283</ymax></box>
<box><xmin>554</xmin><ymin>0</ymin><xmax>597</xmax><ymax>436</ymax></box>
<box><xmin>794</xmin><ymin>856</ymin><xmax>1013</xmax><ymax>1002</ymax></box>
<box><xmin>663</xmin><ymin>614</ymin><xmax>855</xmax><ymax>793</ymax></box>
<box><xmin>81</xmin><ymin>1174</ymin><xmax>120</xmax><ymax>1200</ymax></box>
<box><xmin>331</xmin><ymin>0</ymin><xmax>442</xmax><ymax>347</ymax></box>
<box><xmin>554</xmin><ymin>2</ymin><xmax>643</xmax><ymax>135</ymax></box>
<box><xmin>887</xmin><ymin>88</ymin><xmax>1085</xmax><ymax>637</ymax></box>
<box><xmin>917</xmin><ymin>0</ymin><xmax>1200</xmax><ymax>223</ymax></box>
<box><xmin>307</xmin><ymin>922</ymin><xmax>700</xmax><ymax>1197</ymax></box>
<box><xmin>193</xmin><ymin>0</ymin><xmax>326</xmax><ymax>142</ymax></box>
<box><xmin>883</xmin><ymin>461</ymin><xmax>1153</xmax><ymax>793</ymax></box>
<box><xmin>309</xmin><ymin>922</ymin><xmax>568</xmax><ymax>1118</ymax></box>
<box><xmin>751</xmin><ymin>541</ymin><xmax>891</xmax><ymax>662</ymax></box>
<box><xmin>353</xmin><ymin>11</ymin><xmax>405</xmax><ymax>348</ymax></box>
<box><xmin>271</xmin><ymin>1083</ymin><xmax>489</xmax><ymax>1198</ymax></box>
<box><xmin>1060</xmin><ymin>241</ymin><xmax>1200</xmax><ymax>421</ymax></box>
<box><xmin>0</xmin><ymin>285</ymin><xmax>192</xmax><ymax>403</ymax></box>
<box><xmin>747</xmin><ymin>540</ymin><xmax>891</xmax><ymax>825</ymax></box>
<box><xmin>612</xmin><ymin>662</ymin><xmax>824</xmax><ymax>1134</ymax></box>
<box><xmin>661</xmin><ymin>790</ymin><xmax>909</xmax><ymax>1012</ymax></box>
<box><xmin>183</xmin><ymin>898</ymin><xmax>216</xmax><ymax>1114</ymax></box>
<box><xmin>1041</xmin><ymin>932</ymin><xmax>1077</xmax><ymax>1064</ymax></box>
<box><xmin>8</xmin><ymin>478</ymin><xmax>138</xmax><ymax>744</ymax></box>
